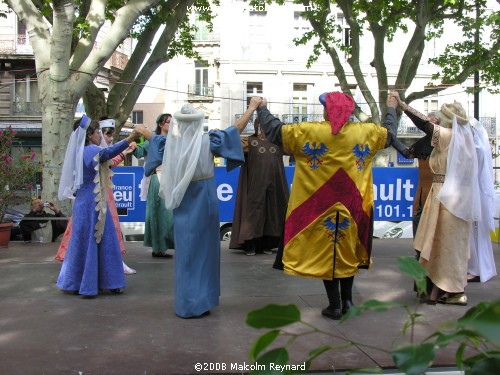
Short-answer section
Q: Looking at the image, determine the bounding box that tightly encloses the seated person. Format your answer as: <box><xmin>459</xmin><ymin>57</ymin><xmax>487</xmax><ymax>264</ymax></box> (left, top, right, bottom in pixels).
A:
<box><xmin>20</xmin><ymin>199</ymin><xmax>68</xmax><ymax>243</ymax></box>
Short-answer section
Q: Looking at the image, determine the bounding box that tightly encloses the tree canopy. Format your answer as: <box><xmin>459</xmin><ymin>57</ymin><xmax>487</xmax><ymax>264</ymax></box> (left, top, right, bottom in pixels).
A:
<box><xmin>250</xmin><ymin>0</ymin><xmax>499</xmax><ymax>122</ymax></box>
<box><xmin>3</xmin><ymin>0</ymin><xmax>217</xmax><ymax>205</ymax></box>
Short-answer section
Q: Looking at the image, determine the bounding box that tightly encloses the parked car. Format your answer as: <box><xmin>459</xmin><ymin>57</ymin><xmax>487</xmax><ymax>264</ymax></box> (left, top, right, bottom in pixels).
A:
<box><xmin>373</xmin><ymin>220</ymin><xmax>413</xmax><ymax>239</ymax></box>
<box><xmin>219</xmin><ymin>223</ymin><xmax>232</xmax><ymax>241</ymax></box>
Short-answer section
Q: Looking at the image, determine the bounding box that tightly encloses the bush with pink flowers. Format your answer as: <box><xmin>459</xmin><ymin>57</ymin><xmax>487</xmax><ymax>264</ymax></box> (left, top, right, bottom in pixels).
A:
<box><xmin>0</xmin><ymin>126</ymin><xmax>41</xmax><ymax>222</ymax></box>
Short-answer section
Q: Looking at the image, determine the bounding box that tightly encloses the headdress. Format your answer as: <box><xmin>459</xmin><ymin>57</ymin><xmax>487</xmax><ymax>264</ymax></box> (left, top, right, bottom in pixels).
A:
<box><xmin>436</xmin><ymin>110</ymin><xmax>480</xmax><ymax>222</ymax></box>
<box><xmin>99</xmin><ymin>119</ymin><xmax>115</xmax><ymax>147</ymax></box>
<box><xmin>438</xmin><ymin>102</ymin><xmax>468</xmax><ymax>128</ymax></box>
<box><xmin>319</xmin><ymin>92</ymin><xmax>355</xmax><ymax>134</ymax></box>
<box><xmin>159</xmin><ymin>104</ymin><xmax>205</xmax><ymax>209</ymax></box>
<box><xmin>58</xmin><ymin>114</ymin><xmax>91</xmax><ymax>200</ymax></box>
<box><xmin>99</xmin><ymin>119</ymin><xmax>115</xmax><ymax>129</ymax></box>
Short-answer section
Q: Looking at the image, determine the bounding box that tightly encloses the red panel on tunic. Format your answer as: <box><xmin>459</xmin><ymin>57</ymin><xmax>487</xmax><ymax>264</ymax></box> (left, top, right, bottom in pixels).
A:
<box><xmin>284</xmin><ymin>168</ymin><xmax>370</xmax><ymax>248</ymax></box>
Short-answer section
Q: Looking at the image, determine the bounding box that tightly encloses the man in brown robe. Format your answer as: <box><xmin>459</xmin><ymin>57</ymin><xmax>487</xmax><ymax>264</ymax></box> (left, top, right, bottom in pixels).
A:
<box><xmin>229</xmin><ymin>117</ymin><xmax>290</xmax><ymax>256</ymax></box>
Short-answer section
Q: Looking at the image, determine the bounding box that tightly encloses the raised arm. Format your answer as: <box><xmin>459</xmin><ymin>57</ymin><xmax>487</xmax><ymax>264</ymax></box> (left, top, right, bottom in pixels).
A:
<box><xmin>392</xmin><ymin>92</ymin><xmax>435</xmax><ymax>137</ymax></box>
<box><xmin>256</xmin><ymin>98</ymin><xmax>285</xmax><ymax>147</ymax></box>
<box><xmin>234</xmin><ymin>96</ymin><xmax>262</xmax><ymax>134</ymax></box>
<box><xmin>134</xmin><ymin>124</ymin><xmax>154</xmax><ymax>141</ymax></box>
<box><xmin>381</xmin><ymin>94</ymin><xmax>400</xmax><ymax>149</ymax></box>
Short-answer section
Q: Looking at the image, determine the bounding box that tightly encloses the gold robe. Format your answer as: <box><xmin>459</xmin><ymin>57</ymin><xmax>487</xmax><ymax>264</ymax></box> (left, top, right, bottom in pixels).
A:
<box><xmin>281</xmin><ymin>121</ymin><xmax>387</xmax><ymax>280</ymax></box>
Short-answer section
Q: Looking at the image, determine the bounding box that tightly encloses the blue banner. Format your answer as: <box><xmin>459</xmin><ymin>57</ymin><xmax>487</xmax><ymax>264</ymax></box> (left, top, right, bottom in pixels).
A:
<box><xmin>113</xmin><ymin>166</ymin><xmax>419</xmax><ymax>223</ymax></box>
<box><xmin>373</xmin><ymin>167</ymin><xmax>418</xmax><ymax>220</ymax></box>
<box><xmin>112</xmin><ymin>167</ymin><xmax>146</xmax><ymax>222</ymax></box>
<box><xmin>397</xmin><ymin>153</ymin><xmax>415</xmax><ymax>165</ymax></box>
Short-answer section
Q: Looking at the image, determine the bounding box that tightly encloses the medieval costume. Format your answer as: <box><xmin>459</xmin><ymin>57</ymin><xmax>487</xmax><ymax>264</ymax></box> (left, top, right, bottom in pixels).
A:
<box><xmin>56</xmin><ymin>116</ymin><xmax>137</xmax><ymax>297</ymax></box>
<box><xmin>160</xmin><ymin>104</ymin><xmax>245</xmax><ymax>318</ymax></box>
<box><xmin>56</xmin><ymin>118</ymin><xmax>135</xmax><ymax>274</ymax></box>
<box><xmin>406</xmin><ymin>101</ymin><xmax>481</xmax><ymax>305</ymax></box>
<box><xmin>55</xmin><ymin>153</ymin><xmax>127</xmax><ymax>261</ymax></box>
<box><xmin>133</xmin><ymin>132</ymin><xmax>175</xmax><ymax>257</ymax></box>
<box><xmin>229</xmin><ymin>119</ymin><xmax>289</xmax><ymax>255</ymax></box>
<box><xmin>257</xmin><ymin>92</ymin><xmax>400</xmax><ymax>319</ymax></box>
<box><xmin>468</xmin><ymin>119</ymin><xmax>497</xmax><ymax>282</ymax></box>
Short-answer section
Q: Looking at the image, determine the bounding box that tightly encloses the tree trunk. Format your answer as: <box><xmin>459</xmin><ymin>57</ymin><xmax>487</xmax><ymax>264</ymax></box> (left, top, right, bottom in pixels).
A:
<box><xmin>39</xmin><ymin>71</ymin><xmax>80</xmax><ymax>214</ymax></box>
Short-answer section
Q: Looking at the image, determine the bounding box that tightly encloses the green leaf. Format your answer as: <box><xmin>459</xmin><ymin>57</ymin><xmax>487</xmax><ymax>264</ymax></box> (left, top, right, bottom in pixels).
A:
<box><xmin>252</xmin><ymin>348</ymin><xmax>290</xmax><ymax>375</ymax></box>
<box><xmin>457</xmin><ymin>300</ymin><xmax>500</xmax><ymax>345</ymax></box>
<box><xmin>455</xmin><ymin>342</ymin><xmax>466</xmax><ymax>368</ymax></box>
<box><xmin>397</xmin><ymin>256</ymin><xmax>428</xmax><ymax>294</ymax></box>
<box><xmin>392</xmin><ymin>343</ymin><xmax>435</xmax><ymax>375</ymax></box>
<box><xmin>250</xmin><ymin>330</ymin><xmax>280</xmax><ymax>360</ymax></box>
<box><xmin>341</xmin><ymin>299</ymin><xmax>404</xmax><ymax>321</ymax></box>
<box><xmin>307</xmin><ymin>345</ymin><xmax>333</xmax><ymax>362</ymax></box>
<box><xmin>433</xmin><ymin>331</ymin><xmax>471</xmax><ymax>348</ymax></box>
<box><xmin>303</xmin><ymin>346</ymin><xmax>333</xmax><ymax>372</ymax></box>
<box><xmin>464</xmin><ymin>354</ymin><xmax>500</xmax><ymax>375</ymax></box>
<box><xmin>362</xmin><ymin>299</ymin><xmax>404</xmax><ymax>311</ymax></box>
<box><xmin>246</xmin><ymin>304</ymin><xmax>301</xmax><ymax>329</ymax></box>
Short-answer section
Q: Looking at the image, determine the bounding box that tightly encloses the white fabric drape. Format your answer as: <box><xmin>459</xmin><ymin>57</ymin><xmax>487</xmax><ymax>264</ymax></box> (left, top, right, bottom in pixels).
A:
<box><xmin>58</xmin><ymin>115</ymin><xmax>91</xmax><ymax>200</ymax></box>
<box><xmin>436</xmin><ymin>116</ymin><xmax>480</xmax><ymax>222</ymax></box>
<box><xmin>468</xmin><ymin>119</ymin><xmax>497</xmax><ymax>282</ymax></box>
<box><xmin>159</xmin><ymin>105</ymin><xmax>204</xmax><ymax>210</ymax></box>
<box><xmin>139</xmin><ymin>175</ymin><xmax>151</xmax><ymax>201</ymax></box>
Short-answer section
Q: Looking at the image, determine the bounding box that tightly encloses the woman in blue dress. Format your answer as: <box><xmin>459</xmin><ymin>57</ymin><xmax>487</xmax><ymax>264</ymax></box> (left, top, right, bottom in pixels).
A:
<box><xmin>160</xmin><ymin>102</ymin><xmax>259</xmax><ymax>318</ymax></box>
<box><xmin>56</xmin><ymin>115</ymin><xmax>140</xmax><ymax>297</ymax></box>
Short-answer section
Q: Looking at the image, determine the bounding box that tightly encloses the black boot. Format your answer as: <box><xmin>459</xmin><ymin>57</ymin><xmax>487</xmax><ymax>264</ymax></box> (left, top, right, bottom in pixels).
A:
<box><xmin>340</xmin><ymin>276</ymin><xmax>354</xmax><ymax>315</ymax></box>
<box><xmin>322</xmin><ymin>279</ymin><xmax>342</xmax><ymax>320</ymax></box>
<box><xmin>245</xmin><ymin>240</ymin><xmax>256</xmax><ymax>256</ymax></box>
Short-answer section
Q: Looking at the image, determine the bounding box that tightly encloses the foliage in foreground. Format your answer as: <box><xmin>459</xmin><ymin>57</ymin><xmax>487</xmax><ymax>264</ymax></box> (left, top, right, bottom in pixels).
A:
<box><xmin>246</xmin><ymin>257</ymin><xmax>500</xmax><ymax>375</ymax></box>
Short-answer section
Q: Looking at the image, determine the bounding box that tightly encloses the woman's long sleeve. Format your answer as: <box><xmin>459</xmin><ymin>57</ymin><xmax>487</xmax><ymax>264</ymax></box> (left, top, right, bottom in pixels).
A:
<box><xmin>404</xmin><ymin>106</ymin><xmax>435</xmax><ymax>137</ymax></box>
<box><xmin>99</xmin><ymin>140</ymin><xmax>129</xmax><ymax>162</ymax></box>
<box><xmin>256</xmin><ymin>107</ymin><xmax>284</xmax><ymax>147</ymax></box>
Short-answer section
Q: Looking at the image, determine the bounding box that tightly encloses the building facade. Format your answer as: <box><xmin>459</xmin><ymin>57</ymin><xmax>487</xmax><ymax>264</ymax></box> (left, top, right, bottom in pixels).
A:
<box><xmin>151</xmin><ymin>0</ymin><xmax>497</xmax><ymax>170</ymax></box>
<box><xmin>0</xmin><ymin>8</ymin><xmax>133</xmax><ymax>158</ymax></box>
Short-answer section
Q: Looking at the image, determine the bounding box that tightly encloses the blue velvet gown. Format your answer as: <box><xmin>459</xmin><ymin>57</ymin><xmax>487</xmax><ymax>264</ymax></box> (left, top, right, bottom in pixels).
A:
<box><xmin>57</xmin><ymin>141</ymin><xmax>130</xmax><ymax>296</ymax></box>
<box><xmin>173</xmin><ymin>126</ymin><xmax>244</xmax><ymax>318</ymax></box>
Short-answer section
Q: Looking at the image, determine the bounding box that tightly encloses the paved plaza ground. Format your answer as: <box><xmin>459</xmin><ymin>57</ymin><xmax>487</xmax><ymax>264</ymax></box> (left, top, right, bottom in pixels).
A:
<box><xmin>0</xmin><ymin>238</ymin><xmax>498</xmax><ymax>374</ymax></box>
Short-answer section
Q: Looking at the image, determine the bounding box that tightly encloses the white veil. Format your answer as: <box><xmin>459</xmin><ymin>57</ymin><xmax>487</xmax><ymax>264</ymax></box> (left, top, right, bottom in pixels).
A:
<box><xmin>159</xmin><ymin>104</ymin><xmax>204</xmax><ymax>209</ymax></box>
<box><xmin>58</xmin><ymin>115</ymin><xmax>91</xmax><ymax>200</ymax></box>
<box><xmin>471</xmin><ymin>118</ymin><xmax>496</xmax><ymax>230</ymax></box>
<box><xmin>436</xmin><ymin>116</ymin><xmax>480</xmax><ymax>221</ymax></box>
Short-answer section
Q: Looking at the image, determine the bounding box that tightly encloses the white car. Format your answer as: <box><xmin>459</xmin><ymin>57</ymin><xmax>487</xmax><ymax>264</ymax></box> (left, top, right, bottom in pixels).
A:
<box><xmin>373</xmin><ymin>221</ymin><xmax>413</xmax><ymax>239</ymax></box>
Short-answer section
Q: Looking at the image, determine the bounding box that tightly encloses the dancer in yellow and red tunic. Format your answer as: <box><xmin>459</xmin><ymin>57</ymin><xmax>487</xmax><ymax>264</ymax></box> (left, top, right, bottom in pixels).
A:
<box><xmin>255</xmin><ymin>92</ymin><xmax>400</xmax><ymax>319</ymax></box>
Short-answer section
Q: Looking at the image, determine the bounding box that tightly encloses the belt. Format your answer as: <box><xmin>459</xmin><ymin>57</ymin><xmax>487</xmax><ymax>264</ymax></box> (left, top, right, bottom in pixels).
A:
<box><xmin>433</xmin><ymin>174</ymin><xmax>445</xmax><ymax>183</ymax></box>
<box><xmin>192</xmin><ymin>174</ymin><xmax>214</xmax><ymax>182</ymax></box>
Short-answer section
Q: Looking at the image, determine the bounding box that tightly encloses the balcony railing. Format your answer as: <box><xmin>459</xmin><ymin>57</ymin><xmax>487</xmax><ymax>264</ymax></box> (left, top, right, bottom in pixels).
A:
<box><xmin>236</xmin><ymin>113</ymin><xmax>497</xmax><ymax>138</ymax></box>
<box><xmin>398</xmin><ymin>114</ymin><xmax>497</xmax><ymax>137</ymax></box>
<box><xmin>282</xmin><ymin>114</ymin><xmax>324</xmax><ymax>123</ymax></box>
<box><xmin>193</xmin><ymin>33</ymin><xmax>220</xmax><ymax>43</ymax></box>
<box><xmin>0</xmin><ymin>34</ymin><xmax>30</xmax><ymax>53</ymax></box>
<box><xmin>188</xmin><ymin>84</ymin><xmax>214</xmax><ymax>101</ymax></box>
<box><xmin>0</xmin><ymin>37</ymin><xmax>15</xmax><ymax>53</ymax></box>
<box><xmin>479</xmin><ymin>117</ymin><xmax>497</xmax><ymax>136</ymax></box>
<box><xmin>13</xmin><ymin>101</ymin><xmax>42</xmax><ymax>116</ymax></box>
<box><xmin>235</xmin><ymin>113</ymin><xmax>257</xmax><ymax>134</ymax></box>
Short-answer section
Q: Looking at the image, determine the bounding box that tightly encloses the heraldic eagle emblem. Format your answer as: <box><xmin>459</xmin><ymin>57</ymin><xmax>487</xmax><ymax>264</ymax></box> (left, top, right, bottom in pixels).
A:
<box><xmin>352</xmin><ymin>144</ymin><xmax>371</xmax><ymax>170</ymax></box>
<box><xmin>323</xmin><ymin>216</ymin><xmax>351</xmax><ymax>244</ymax></box>
<box><xmin>302</xmin><ymin>142</ymin><xmax>328</xmax><ymax>169</ymax></box>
